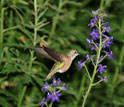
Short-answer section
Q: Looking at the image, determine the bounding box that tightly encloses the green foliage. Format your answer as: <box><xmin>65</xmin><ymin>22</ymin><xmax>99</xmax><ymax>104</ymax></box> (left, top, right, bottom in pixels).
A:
<box><xmin>0</xmin><ymin>0</ymin><xmax>124</xmax><ymax>107</ymax></box>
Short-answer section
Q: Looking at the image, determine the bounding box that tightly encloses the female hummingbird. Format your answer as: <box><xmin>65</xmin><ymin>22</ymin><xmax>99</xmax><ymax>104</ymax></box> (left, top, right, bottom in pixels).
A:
<box><xmin>34</xmin><ymin>47</ymin><xmax>79</xmax><ymax>80</ymax></box>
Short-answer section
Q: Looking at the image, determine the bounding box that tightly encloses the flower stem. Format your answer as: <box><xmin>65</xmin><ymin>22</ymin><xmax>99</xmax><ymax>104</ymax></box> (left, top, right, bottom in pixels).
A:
<box><xmin>17</xmin><ymin>86</ymin><xmax>27</xmax><ymax>107</ymax></box>
<box><xmin>100</xmin><ymin>0</ymin><xmax>104</xmax><ymax>9</ymax></box>
<box><xmin>81</xmin><ymin>63</ymin><xmax>98</xmax><ymax>107</ymax></box>
<box><xmin>50</xmin><ymin>0</ymin><xmax>63</xmax><ymax>38</ymax></box>
<box><xmin>113</xmin><ymin>45</ymin><xmax>124</xmax><ymax>83</ymax></box>
<box><xmin>82</xmin><ymin>19</ymin><xmax>102</xmax><ymax>107</ymax></box>
<box><xmin>84</xmin><ymin>64</ymin><xmax>91</xmax><ymax>80</ymax></box>
<box><xmin>0</xmin><ymin>0</ymin><xmax>4</xmax><ymax>44</ymax></box>
<box><xmin>28</xmin><ymin>50</ymin><xmax>34</xmax><ymax>74</ymax></box>
<box><xmin>49</xmin><ymin>102</ymin><xmax>53</xmax><ymax>107</ymax></box>
<box><xmin>92</xmin><ymin>79</ymin><xmax>103</xmax><ymax>86</ymax></box>
<box><xmin>34</xmin><ymin>0</ymin><xmax>38</xmax><ymax>46</ymax></box>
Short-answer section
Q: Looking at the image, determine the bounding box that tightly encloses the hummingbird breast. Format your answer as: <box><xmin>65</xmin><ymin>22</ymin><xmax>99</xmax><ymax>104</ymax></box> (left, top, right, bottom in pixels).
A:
<box><xmin>59</xmin><ymin>56</ymin><xmax>72</xmax><ymax>73</ymax></box>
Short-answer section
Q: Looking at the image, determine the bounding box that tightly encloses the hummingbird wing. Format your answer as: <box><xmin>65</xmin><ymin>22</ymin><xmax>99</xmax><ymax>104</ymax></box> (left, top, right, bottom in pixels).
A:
<box><xmin>45</xmin><ymin>62</ymin><xmax>64</xmax><ymax>80</ymax></box>
<box><xmin>43</xmin><ymin>47</ymin><xmax>63</xmax><ymax>62</ymax></box>
<box><xmin>34</xmin><ymin>47</ymin><xmax>63</xmax><ymax>62</ymax></box>
<box><xmin>34</xmin><ymin>47</ymin><xmax>56</xmax><ymax>62</ymax></box>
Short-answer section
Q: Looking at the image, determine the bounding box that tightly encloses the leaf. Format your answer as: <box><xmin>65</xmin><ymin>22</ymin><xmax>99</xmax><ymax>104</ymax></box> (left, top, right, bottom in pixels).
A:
<box><xmin>31</xmin><ymin>75</ymin><xmax>44</xmax><ymax>86</ymax></box>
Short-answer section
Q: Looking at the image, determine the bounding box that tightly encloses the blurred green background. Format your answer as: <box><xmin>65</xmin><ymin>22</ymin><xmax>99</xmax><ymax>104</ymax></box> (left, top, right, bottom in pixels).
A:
<box><xmin>0</xmin><ymin>0</ymin><xmax>124</xmax><ymax>107</ymax></box>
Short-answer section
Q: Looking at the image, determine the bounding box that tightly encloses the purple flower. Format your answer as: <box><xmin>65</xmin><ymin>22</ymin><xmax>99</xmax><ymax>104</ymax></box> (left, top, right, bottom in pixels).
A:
<box><xmin>98</xmin><ymin>76</ymin><xmax>108</xmax><ymax>83</ymax></box>
<box><xmin>104</xmin><ymin>50</ymin><xmax>114</xmax><ymax>59</ymax></box>
<box><xmin>42</xmin><ymin>82</ymin><xmax>49</xmax><ymax>92</ymax></box>
<box><xmin>86</xmin><ymin>55</ymin><xmax>95</xmax><ymax>61</ymax></box>
<box><xmin>52</xmin><ymin>78</ymin><xmax>62</xmax><ymax>86</ymax></box>
<box><xmin>102</xmin><ymin>22</ymin><xmax>111</xmax><ymax>33</ymax></box>
<box><xmin>39</xmin><ymin>98</ymin><xmax>46</xmax><ymax>107</ymax></box>
<box><xmin>103</xmin><ymin>36</ymin><xmax>113</xmax><ymax>48</ymax></box>
<box><xmin>92</xmin><ymin>9</ymin><xmax>101</xmax><ymax>15</ymax></box>
<box><xmin>91</xmin><ymin>43</ymin><xmax>99</xmax><ymax>50</ymax></box>
<box><xmin>52</xmin><ymin>78</ymin><xmax>58</xmax><ymax>86</ymax></box>
<box><xmin>88</xmin><ymin>16</ymin><xmax>98</xmax><ymax>28</ymax></box>
<box><xmin>48</xmin><ymin>91</ymin><xmax>61</xmax><ymax>103</ymax></box>
<box><xmin>87</xmin><ymin>39</ymin><xmax>92</xmax><ymax>48</ymax></box>
<box><xmin>99</xmin><ymin>56</ymin><xmax>103</xmax><ymax>61</ymax></box>
<box><xmin>89</xmin><ymin>29</ymin><xmax>100</xmax><ymax>40</ymax></box>
<box><xmin>57</xmin><ymin>78</ymin><xmax>62</xmax><ymax>85</ymax></box>
<box><xmin>40</xmin><ymin>78</ymin><xmax>67</xmax><ymax>106</ymax></box>
<box><xmin>61</xmin><ymin>84</ymin><xmax>67</xmax><ymax>90</ymax></box>
<box><xmin>102</xmin><ymin>76</ymin><xmax>108</xmax><ymax>83</ymax></box>
<box><xmin>97</xmin><ymin>64</ymin><xmax>107</xmax><ymax>74</ymax></box>
<box><xmin>78</xmin><ymin>60</ymin><xmax>87</xmax><ymax>71</ymax></box>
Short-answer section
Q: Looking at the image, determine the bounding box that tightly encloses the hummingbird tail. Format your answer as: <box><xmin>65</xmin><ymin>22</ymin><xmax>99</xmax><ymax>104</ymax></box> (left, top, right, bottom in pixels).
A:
<box><xmin>45</xmin><ymin>71</ymin><xmax>56</xmax><ymax>81</ymax></box>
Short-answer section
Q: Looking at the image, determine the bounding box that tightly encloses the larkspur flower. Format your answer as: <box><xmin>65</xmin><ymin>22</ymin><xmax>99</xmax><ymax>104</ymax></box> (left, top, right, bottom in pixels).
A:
<box><xmin>39</xmin><ymin>98</ymin><xmax>46</xmax><ymax>107</ymax></box>
<box><xmin>52</xmin><ymin>78</ymin><xmax>62</xmax><ymax>86</ymax></box>
<box><xmin>86</xmin><ymin>55</ymin><xmax>95</xmax><ymax>61</ymax></box>
<box><xmin>52</xmin><ymin>78</ymin><xmax>58</xmax><ymax>86</ymax></box>
<box><xmin>99</xmin><ymin>56</ymin><xmax>103</xmax><ymax>61</ymax></box>
<box><xmin>97</xmin><ymin>64</ymin><xmax>107</xmax><ymax>74</ymax></box>
<box><xmin>102</xmin><ymin>76</ymin><xmax>108</xmax><ymax>83</ymax></box>
<box><xmin>88</xmin><ymin>16</ymin><xmax>98</xmax><ymax>28</ymax></box>
<box><xmin>78</xmin><ymin>60</ymin><xmax>87</xmax><ymax>71</ymax></box>
<box><xmin>91</xmin><ymin>43</ymin><xmax>99</xmax><ymax>50</ymax></box>
<box><xmin>92</xmin><ymin>9</ymin><xmax>101</xmax><ymax>15</ymax></box>
<box><xmin>104</xmin><ymin>50</ymin><xmax>114</xmax><ymax>59</ymax></box>
<box><xmin>98</xmin><ymin>76</ymin><xmax>108</xmax><ymax>83</ymax></box>
<box><xmin>87</xmin><ymin>39</ymin><xmax>92</xmax><ymax>48</ymax></box>
<box><xmin>79</xmin><ymin>10</ymin><xmax>113</xmax><ymax>74</ymax></box>
<box><xmin>103</xmin><ymin>36</ymin><xmax>113</xmax><ymax>48</ymax></box>
<box><xmin>40</xmin><ymin>78</ymin><xmax>67</xmax><ymax>106</ymax></box>
<box><xmin>57</xmin><ymin>78</ymin><xmax>62</xmax><ymax>85</ymax></box>
<box><xmin>102</xmin><ymin>22</ymin><xmax>111</xmax><ymax>33</ymax></box>
<box><xmin>42</xmin><ymin>82</ymin><xmax>49</xmax><ymax>92</ymax></box>
<box><xmin>89</xmin><ymin>29</ymin><xmax>100</xmax><ymax>40</ymax></box>
<box><xmin>61</xmin><ymin>84</ymin><xmax>67</xmax><ymax>90</ymax></box>
<box><xmin>78</xmin><ymin>10</ymin><xmax>114</xmax><ymax>106</ymax></box>
<box><xmin>48</xmin><ymin>91</ymin><xmax>61</xmax><ymax>103</ymax></box>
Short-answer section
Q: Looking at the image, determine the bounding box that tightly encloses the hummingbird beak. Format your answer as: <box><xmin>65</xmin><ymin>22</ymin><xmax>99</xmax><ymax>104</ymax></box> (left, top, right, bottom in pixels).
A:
<box><xmin>77</xmin><ymin>52</ymin><xmax>80</xmax><ymax>55</ymax></box>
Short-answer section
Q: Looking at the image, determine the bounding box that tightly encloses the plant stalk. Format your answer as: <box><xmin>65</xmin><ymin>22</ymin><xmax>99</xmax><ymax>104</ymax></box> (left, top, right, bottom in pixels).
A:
<box><xmin>0</xmin><ymin>0</ymin><xmax>4</xmax><ymax>44</ymax></box>
<box><xmin>17</xmin><ymin>86</ymin><xmax>27</xmax><ymax>107</ymax></box>
<box><xmin>82</xmin><ymin>19</ymin><xmax>102</xmax><ymax>107</ymax></box>
<box><xmin>34</xmin><ymin>0</ymin><xmax>38</xmax><ymax>46</ymax></box>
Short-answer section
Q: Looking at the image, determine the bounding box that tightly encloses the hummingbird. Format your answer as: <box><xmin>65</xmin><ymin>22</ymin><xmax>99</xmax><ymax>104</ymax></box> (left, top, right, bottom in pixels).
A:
<box><xmin>34</xmin><ymin>46</ymin><xmax>79</xmax><ymax>80</ymax></box>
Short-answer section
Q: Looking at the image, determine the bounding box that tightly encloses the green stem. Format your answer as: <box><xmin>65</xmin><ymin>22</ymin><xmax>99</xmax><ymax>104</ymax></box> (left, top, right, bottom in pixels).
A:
<box><xmin>84</xmin><ymin>65</ymin><xmax>91</xmax><ymax>80</ymax></box>
<box><xmin>91</xmin><ymin>58</ymin><xmax>95</xmax><ymax>67</ymax></box>
<box><xmin>92</xmin><ymin>79</ymin><xmax>103</xmax><ymax>86</ymax></box>
<box><xmin>0</xmin><ymin>43</ymin><xmax>33</xmax><ymax>49</ymax></box>
<box><xmin>28</xmin><ymin>50</ymin><xmax>34</xmax><ymax>74</ymax></box>
<box><xmin>82</xmin><ymin>19</ymin><xmax>102</xmax><ymax>107</ymax></box>
<box><xmin>82</xmin><ymin>69</ymin><xmax>96</xmax><ymax>107</ymax></box>
<box><xmin>49</xmin><ymin>102</ymin><xmax>53</xmax><ymax>107</ymax></box>
<box><xmin>74</xmin><ymin>74</ymin><xmax>86</xmax><ymax>106</ymax></box>
<box><xmin>100</xmin><ymin>0</ymin><xmax>104</xmax><ymax>9</ymax></box>
<box><xmin>99</xmin><ymin>54</ymin><xmax>107</xmax><ymax>63</ymax></box>
<box><xmin>17</xmin><ymin>1</ymin><xmax>38</xmax><ymax>106</ymax></box>
<box><xmin>113</xmin><ymin>45</ymin><xmax>124</xmax><ymax>83</ymax></box>
<box><xmin>3</xmin><ymin>26</ymin><xmax>18</xmax><ymax>33</ymax></box>
<box><xmin>50</xmin><ymin>0</ymin><xmax>63</xmax><ymax>38</ymax></box>
<box><xmin>28</xmin><ymin>0</ymin><xmax>38</xmax><ymax>75</ymax></box>
<box><xmin>34</xmin><ymin>0</ymin><xmax>38</xmax><ymax>46</ymax></box>
<box><xmin>0</xmin><ymin>0</ymin><xmax>4</xmax><ymax>44</ymax></box>
<box><xmin>17</xmin><ymin>86</ymin><xmax>27</xmax><ymax>107</ymax></box>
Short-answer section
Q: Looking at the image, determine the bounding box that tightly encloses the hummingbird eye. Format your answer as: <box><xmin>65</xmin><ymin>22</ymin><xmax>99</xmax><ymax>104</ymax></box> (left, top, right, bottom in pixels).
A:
<box><xmin>74</xmin><ymin>51</ymin><xmax>77</xmax><ymax>54</ymax></box>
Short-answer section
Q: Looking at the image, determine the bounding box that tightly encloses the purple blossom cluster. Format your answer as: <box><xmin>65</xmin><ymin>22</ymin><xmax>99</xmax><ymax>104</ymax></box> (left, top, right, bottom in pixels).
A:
<box><xmin>78</xmin><ymin>9</ymin><xmax>114</xmax><ymax>82</ymax></box>
<box><xmin>39</xmin><ymin>78</ymin><xmax>67</xmax><ymax>107</ymax></box>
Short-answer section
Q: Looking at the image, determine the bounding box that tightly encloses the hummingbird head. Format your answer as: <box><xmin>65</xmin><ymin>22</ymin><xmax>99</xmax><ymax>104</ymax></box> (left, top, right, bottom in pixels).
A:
<box><xmin>67</xmin><ymin>49</ymin><xmax>79</xmax><ymax>60</ymax></box>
